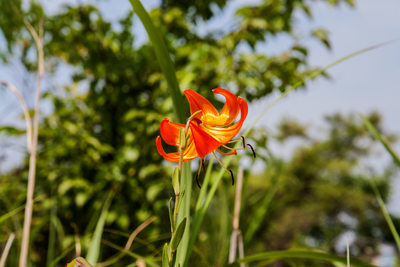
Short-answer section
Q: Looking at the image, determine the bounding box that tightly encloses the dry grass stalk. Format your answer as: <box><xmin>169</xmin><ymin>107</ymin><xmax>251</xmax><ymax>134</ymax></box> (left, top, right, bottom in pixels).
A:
<box><xmin>11</xmin><ymin>5</ymin><xmax>45</xmax><ymax>265</ymax></box>
<box><xmin>229</xmin><ymin>167</ymin><xmax>245</xmax><ymax>266</ymax></box>
<box><xmin>96</xmin><ymin>216</ymin><xmax>157</xmax><ymax>267</ymax></box>
<box><xmin>0</xmin><ymin>81</ymin><xmax>32</xmax><ymax>153</ymax></box>
<box><xmin>136</xmin><ymin>259</ymin><xmax>146</xmax><ymax>267</ymax></box>
<box><xmin>0</xmin><ymin>233</ymin><xmax>15</xmax><ymax>267</ymax></box>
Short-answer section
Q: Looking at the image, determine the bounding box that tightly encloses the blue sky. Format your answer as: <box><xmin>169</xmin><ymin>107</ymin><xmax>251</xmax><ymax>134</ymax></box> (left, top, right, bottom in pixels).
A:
<box><xmin>1</xmin><ymin>0</ymin><xmax>400</xmax><ymax>213</ymax></box>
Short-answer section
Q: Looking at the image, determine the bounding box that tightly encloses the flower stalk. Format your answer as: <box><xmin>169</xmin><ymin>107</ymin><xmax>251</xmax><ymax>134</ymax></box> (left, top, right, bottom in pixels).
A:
<box><xmin>163</xmin><ymin>127</ymin><xmax>188</xmax><ymax>266</ymax></box>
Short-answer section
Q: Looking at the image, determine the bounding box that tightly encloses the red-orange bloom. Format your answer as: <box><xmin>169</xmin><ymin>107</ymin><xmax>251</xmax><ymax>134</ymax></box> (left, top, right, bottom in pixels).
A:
<box><xmin>156</xmin><ymin>88</ymin><xmax>249</xmax><ymax>162</ymax></box>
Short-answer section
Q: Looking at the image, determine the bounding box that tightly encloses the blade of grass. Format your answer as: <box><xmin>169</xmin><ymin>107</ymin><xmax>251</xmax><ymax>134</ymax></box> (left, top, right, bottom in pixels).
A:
<box><xmin>184</xmin><ymin>41</ymin><xmax>393</xmax><ymax>267</ymax></box>
<box><xmin>358</xmin><ymin>114</ymin><xmax>400</xmax><ymax>252</ymax></box>
<box><xmin>244</xmin><ymin>161</ymin><xmax>282</xmax><ymax>243</ymax></box>
<box><xmin>47</xmin><ymin>241</ymin><xmax>79</xmax><ymax>267</ymax></box>
<box><xmin>86</xmin><ymin>188</ymin><xmax>116</xmax><ymax>264</ymax></box>
<box><xmin>227</xmin><ymin>249</ymin><xmax>376</xmax><ymax>267</ymax></box>
<box><xmin>361</xmin><ymin>165</ymin><xmax>400</xmax><ymax>254</ymax></box>
<box><xmin>0</xmin><ymin>194</ymin><xmax>47</xmax><ymax>224</ymax></box>
<box><xmin>0</xmin><ymin>233</ymin><xmax>15</xmax><ymax>267</ymax></box>
<box><xmin>359</xmin><ymin>113</ymin><xmax>400</xmax><ymax>167</ymax></box>
<box><xmin>46</xmin><ymin>203</ymin><xmax>57</xmax><ymax>266</ymax></box>
<box><xmin>128</xmin><ymin>0</ymin><xmax>186</xmax><ymax>124</ymax></box>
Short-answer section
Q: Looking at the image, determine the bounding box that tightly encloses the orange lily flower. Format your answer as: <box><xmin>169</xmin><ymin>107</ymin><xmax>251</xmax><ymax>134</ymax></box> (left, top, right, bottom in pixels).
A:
<box><xmin>156</xmin><ymin>88</ymin><xmax>255</xmax><ymax>187</ymax></box>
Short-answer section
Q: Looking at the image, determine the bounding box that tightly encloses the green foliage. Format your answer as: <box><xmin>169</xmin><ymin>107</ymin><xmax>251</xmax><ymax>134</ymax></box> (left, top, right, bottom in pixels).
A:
<box><xmin>170</xmin><ymin>217</ymin><xmax>187</xmax><ymax>252</ymax></box>
<box><xmin>0</xmin><ymin>0</ymin><xmax>398</xmax><ymax>266</ymax></box>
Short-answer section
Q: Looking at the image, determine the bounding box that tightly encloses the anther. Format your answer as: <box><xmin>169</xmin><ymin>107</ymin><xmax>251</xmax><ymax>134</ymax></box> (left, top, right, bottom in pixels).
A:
<box><xmin>230</xmin><ymin>170</ymin><xmax>235</xmax><ymax>186</ymax></box>
<box><xmin>247</xmin><ymin>144</ymin><xmax>256</xmax><ymax>158</ymax></box>
<box><xmin>201</xmin><ymin>158</ymin><xmax>206</xmax><ymax>173</ymax></box>
<box><xmin>241</xmin><ymin>136</ymin><xmax>246</xmax><ymax>148</ymax></box>
<box><xmin>196</xmin><ymin>173</ymin><xmax>202</xmax><ymax>189</ymax></box>
<box><xmin>196</xmin><ymin>158</ymin><xmax>203</xmax><ymax>189</ymax></box>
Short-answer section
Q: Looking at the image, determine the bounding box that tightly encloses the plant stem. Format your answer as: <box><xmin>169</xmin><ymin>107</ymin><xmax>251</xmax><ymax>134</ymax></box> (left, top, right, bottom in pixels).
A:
<box><xmin>170</xmin><ymin>134</ymin><xmax>185</xmax><ymax>262</ymax></box>
<box><xmin>18</xmin><ymin>18</ymin><xmax>44</xmax><ymax>267</ymax></box>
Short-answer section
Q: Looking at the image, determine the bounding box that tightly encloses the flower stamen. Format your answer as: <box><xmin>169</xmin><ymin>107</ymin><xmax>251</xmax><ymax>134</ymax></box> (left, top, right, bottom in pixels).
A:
<box><xmin>195</xmin><ymin>157</ymin><xmax>206</xmax><ymax>189</ymax></box>
<box><xmin>247</xmin><ymin>144</ymin><xmax>256</xmax><ymax>158</ymax></box>
<box><xmin>212</xmin><ymin>151</ymin><xmax>235</xmax><ymax>185</ymax></box>
<box><xmin>195</xmin><ymin>163</ymin><xmax>202</xmax><ymax>189</ymax></box>
<box><xmin>228</xmin><ymin>136</ymin><xmax>246</xmax><ymax>148</ymax></box>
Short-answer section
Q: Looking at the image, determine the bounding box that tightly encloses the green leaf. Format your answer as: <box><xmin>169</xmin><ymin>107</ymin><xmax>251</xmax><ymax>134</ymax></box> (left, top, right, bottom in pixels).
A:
<box><xmin>128</xmin><ymin>0</ymin><xmax>186</xmax><ymax>124</ymax></box>
<box><xmin>86</xmin><ymin>189</ymin><xmax>115</xmax><ymax>264</ymax></box>
<box><xmin>171</xmin><ymin>217</ymin><xmax>187</xmax><ymax>252</ymax></box>
<box><xmin>172</xmin><ymin>167</ymin><xmax>180</xmax><ymax>195</ymax></box>
<box><xmin>372</xmin><ymin>191</ymin><xmax>400</xmax><ymax>254</ymax></box>
<box><xmin>177</xmin><ymin>184</ymin><xmax>185</xmax><ymax>214</ymax></box>
<box><xmin>226</xmin><ymin>249</ymin><xmax>376</xmax><ymax>267</ymax></box>
<box><xmin>312</xmin><ymin>28</ymin><xmax>331</xmax><ymax>49</ymax></box>
<box><xmin>169</xmin><ymin>197</ymin><xmax>174</xmax><ymax>231</ymax></box>
<box><xmin>162</xmin><ymin>243</ymin><xmax>170</xmax><ymax>267</ymax></box>
<box><xmin>359</xmin><ymin>113</ymin><xmax>400</xmax><ymax>167</ymax></box>
<box><xmin>0</xmin><ymin>205</ymin><xmax>24</xmax><ymax>224</ymax></box>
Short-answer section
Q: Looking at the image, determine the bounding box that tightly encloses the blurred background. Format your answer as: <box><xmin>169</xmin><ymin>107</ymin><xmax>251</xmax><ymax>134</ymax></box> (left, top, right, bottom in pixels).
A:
<box><xmin>0</xmin><ymin>0</ymin><xmax>399</xmax><ymax>266</ymax></box>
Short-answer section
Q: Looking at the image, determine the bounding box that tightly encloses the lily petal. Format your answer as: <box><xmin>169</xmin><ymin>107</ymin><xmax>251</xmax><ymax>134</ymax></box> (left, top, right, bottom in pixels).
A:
<box><xmin>189</xmin><ymin>121</ymin><xmax>222</xmax><ymax>158</ymax></box>
<box><xmin>207</xmin><ymin>88</ymin><xmax>240</xmax><ymax>127</ymax></box>
<box><xmin>183</xmin><ymin>89</ymin><xmax>218</xmax><ymax>120</ymax></box>
<box><xmin>160</xmin><ymin>118</ymin><xmax>186</xmax><ymax>147</ymax></box>
<box><xmin>156</xmin><ymin>136</ymin><xmax>198</xmax><ymax>162</ymax></box>
<box><xmin>201</xmin><ymin>97</ymin><xmax>248</xmax><ymax>144</ymax></box>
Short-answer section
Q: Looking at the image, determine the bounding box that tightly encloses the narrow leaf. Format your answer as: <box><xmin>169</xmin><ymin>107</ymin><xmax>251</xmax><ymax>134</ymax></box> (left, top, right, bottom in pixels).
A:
<box><xmin>128</xmin><ymin>0</ymin><xmax>186</xmax><ymax>124</ymax></box>
<box><xmin>0</xmin><ymin>194</ymin><xmax>46</xmax><ymax>224</ymax></box>
<box><xmin>172</xmin><ymin>167</ymin><xmax>180</xmax><ymax>195</ymax></box>
<box><xmin>177</xmin><ymin>185</ymin><xmax>185</xmax><ymax>213</ymax></box>
<box><xmin>86</xmin><ymin>189</ymin><xmax>115</xmax><ymax>264</ymax></box>
<box><xmin>169</xmin><ymin>197</ymin><xmax>174</xmax><ymax>231</ymax></box>
<box><xmin>162</xmin><ymin>243</ymin><xmax>170</xmax><ymax>267</ymax></box>
<box><xmin>171</xmin><ymin>217</ymin><xmax>187</xmax><ymax>252</ymax></box>
<box><xmin>359</xmin><ymin>113</ymin><xmax>400</xmax><ymax>167</ymax></box>
<box><xmin>375</xmin><ymin>191</ymin><xmax>400</xmax><ymax>253</ymax></box>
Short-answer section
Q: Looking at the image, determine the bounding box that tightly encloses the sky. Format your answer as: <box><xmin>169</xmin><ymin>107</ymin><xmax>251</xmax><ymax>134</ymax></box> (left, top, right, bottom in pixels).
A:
<box><xmin>1</xmin><ymin>0</ymin><xmax>400</xmax><ymax>215</ymax></box>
